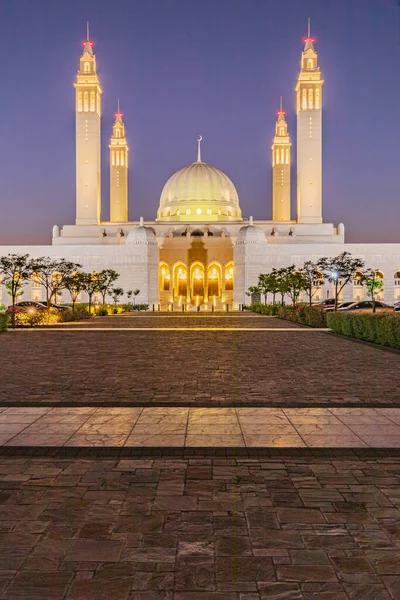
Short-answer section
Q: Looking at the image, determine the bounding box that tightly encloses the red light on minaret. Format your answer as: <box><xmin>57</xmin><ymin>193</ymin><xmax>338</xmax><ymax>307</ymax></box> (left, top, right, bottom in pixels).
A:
<box><xmin>303</xmin><ymin>37</ymin><xmax>315</xmax><ymax>43</ymax></box>
<box><xmin>81</xmin><ymin>40</ymin><xmax>94</xmax><ymax>47</ymax></box>
<box><xmin>114</xmin><ymin>112</ymin><xmax>123</xmax><ymax>118</ymax></box>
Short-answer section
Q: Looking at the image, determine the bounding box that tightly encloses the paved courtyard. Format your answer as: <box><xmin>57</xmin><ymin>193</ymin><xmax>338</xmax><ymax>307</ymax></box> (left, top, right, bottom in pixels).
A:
<box><xmin>1</xmin><ymin>312</ymin><xmax>400</xmax><ymax>598</ymax></box>
<box><xmin>1</xmin><ymin>314</ymin><xmax>399</xmax><ymax>407</ymax></box>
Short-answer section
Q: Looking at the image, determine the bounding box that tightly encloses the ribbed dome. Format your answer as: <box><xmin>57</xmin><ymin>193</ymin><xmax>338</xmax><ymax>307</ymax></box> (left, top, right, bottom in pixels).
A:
<box><xmin>237</xmin><ymin>225</ymin><xmax>267</xmax><ymax>245</ymax></box>
<box><xmin>126</xmin><ymin>225</ymin><xmax>157</xmax><ymax>245</ymax></box>
<box><xmin>157</xmin><ymin>161</ymin><xmax>242</xmax><ymax>222</ymax></box>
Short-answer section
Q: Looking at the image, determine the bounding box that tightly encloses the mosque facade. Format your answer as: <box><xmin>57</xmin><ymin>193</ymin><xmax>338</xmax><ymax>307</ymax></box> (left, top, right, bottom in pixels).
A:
<box><xmin>1</xmin><ymin>29</ymin><xmax>400</xmax><ymax>309</ymax></box>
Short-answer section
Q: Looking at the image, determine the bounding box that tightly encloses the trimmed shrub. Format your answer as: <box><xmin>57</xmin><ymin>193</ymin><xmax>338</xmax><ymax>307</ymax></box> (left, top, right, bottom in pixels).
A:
<box><xmin>327</xmin><ymin>312</ymin><xmax>400</xmax><ymax>350</ymax></box>
<box><xmin>59</xmin><ymin>308</ymin><xmax>90</xmax><ymax>322</ymax></box>
<box><xmin>249</xmin><ymin>303</ymin><xmax>327</xmax><ymax>328</ymax></box>
<box><xmin>0</xmin><ymin>314</ymin><xmax>9</xmax><ymax>332</ymax></box>
<box><xmin>249</xmin><ymin>303</ymin><xmax>280</xmax><ymax>316</ymax></box>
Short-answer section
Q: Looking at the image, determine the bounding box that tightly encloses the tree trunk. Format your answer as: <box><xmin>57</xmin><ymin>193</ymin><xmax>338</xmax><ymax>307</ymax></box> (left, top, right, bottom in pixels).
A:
<box><xmin>334</xmin><ymin>281</ymin><xmax>339</xmax><ymax>311</ymax></box>
<box><xmin>309</xmin><ymin>286</ymin><xmax>312</xmax><ymax>307</ymax></box>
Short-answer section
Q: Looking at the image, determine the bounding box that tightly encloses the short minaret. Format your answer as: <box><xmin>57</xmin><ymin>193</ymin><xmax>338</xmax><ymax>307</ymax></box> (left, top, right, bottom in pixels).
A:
<box><xmin>109</xmin><ymin>101</ymin><xmax>129</xmax><ymax>222</ymax></box>
<box><xmin>272</xmin><ymin>98</ymin><xmax>291</xmax><ymax>221</ymax></box>
<box><xmin>74</xmin><ymin>24</ymin><xmax>102</xmax><ymax>225</ymax></box>
<box><xmin>295</xmin><ymin>20</ymin><xmax>324</xmax><ymax>224</ymax></box>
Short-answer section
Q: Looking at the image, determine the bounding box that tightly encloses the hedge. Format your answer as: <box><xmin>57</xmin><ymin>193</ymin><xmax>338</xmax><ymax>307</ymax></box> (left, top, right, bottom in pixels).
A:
<box><xmin>249</xmin><ymin>303</ymin><xmax>327</xmax><ymax>328</ymax></box>
<box><xmin>327</xmin><ymin>312</ymin><xmax>400</xmax><ymax>350</ymax></box>
<box><xmin>0</xmin><ymin>314</ymin><xmax>9</xmax><ymax>332</ymax></box>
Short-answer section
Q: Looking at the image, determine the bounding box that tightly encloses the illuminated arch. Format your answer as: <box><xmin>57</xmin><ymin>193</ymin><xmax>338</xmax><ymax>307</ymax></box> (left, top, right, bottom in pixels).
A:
<box><xmin>207</xmin><ymin>262</ymin><xmax>222</xmax><ymax>300</ymax></box>
<box><xmin>159</xmin><ymin>261</ymin><xmax>171</xmax><ymax>292</ymax></box>
<box><xmin>173</xmin><ymin>262</ymin><xmax>188</xmax><ymax>298</ymax></box>
<box><xmin>224</xmin><ymin>261</ymin><xmax>234</xmax><ymax>292</ymax></box>
<box><xmin>190</xmin><ymin>261</ymin><xmax>205</xmax><ymax>301</ymax></box>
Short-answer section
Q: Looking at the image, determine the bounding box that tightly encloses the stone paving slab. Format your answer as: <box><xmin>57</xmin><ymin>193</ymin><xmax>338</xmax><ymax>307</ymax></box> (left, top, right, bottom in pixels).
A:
<box><xmin>0</xmin><ymin>408</ymin><xmax>400</xmax><ymax>448</ymax></box>
<box><xmin>1</xmin><ymin>323</ymin><xmax>400</xmax><ymax>408</ymax></box>
<box><xmin>0</xmin><ymin>454</ymin><xmax>399</xmax><ymax>598</ymax></box>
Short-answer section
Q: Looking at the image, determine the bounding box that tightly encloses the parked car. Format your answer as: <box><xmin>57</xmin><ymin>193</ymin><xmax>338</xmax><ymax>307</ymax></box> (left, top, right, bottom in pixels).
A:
<box><xmin>46</xmin><ymin>303</ymin><xmax>71</xmax><ymax>311</ymax></box>
<box><xmin>6</xmin><ymin>301</ymin><xmax>47</xmax><ymax>314</ymax></box>
<box><xmin>338</xmin><ymin>300</ymin><xmax>391</xmax><ymax>312</ymax></box>
<box><xmin>316</xmin><ymin>298</ymin><xmax>337</xmax><ymax>311</ymax></box>
<box><xmin>394</xmin><ymin>301</ymin><xmax>400</xmax><ymax>312</ymax></box>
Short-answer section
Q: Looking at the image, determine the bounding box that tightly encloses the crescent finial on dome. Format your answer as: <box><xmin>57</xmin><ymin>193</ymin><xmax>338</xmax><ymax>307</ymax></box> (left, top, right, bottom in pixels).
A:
<box><xmin>197</xmin><ymin>136</ymin><xmax>202</xmax><ymax>163</ymax></box>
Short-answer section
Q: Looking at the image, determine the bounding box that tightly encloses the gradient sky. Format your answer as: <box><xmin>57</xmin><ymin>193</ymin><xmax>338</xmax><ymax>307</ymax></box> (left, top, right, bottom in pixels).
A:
<box><xmin>0</xmin><ymin>0</ymin><xmax>399</xmax><ymax>245</ymax></box>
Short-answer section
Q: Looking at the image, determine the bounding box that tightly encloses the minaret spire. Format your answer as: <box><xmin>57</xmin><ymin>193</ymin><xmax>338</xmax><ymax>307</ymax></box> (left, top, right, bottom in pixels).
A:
<box><xmin>197</xmin><ymin>135</ymin><xmax>202</xmax><ymax>163</ymax></box>
<box><xmin>308</xmin><ymin>17</ymin><xmax>311</xmax><ymax>39</ymax></box>
<box><xmin>110</xmin><ymin>101</ymin><xmax>129</xmax><ymax>223</ymax></box>
<box><xmin>86</xmin><ymin>21</ymin><xmax>90</xmax><ymax>42</ymax></box>
<box><xmin>272</xmin><ymin>99</ymin><xmax>291</xmax><ymax>221</ymax></box>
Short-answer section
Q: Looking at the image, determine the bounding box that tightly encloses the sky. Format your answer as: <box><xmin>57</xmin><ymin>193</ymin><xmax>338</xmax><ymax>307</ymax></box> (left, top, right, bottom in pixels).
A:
<box><xmin>0</xmin><ymin>0</ymin><xmax>399</xmax><ymax>245</ymax></box>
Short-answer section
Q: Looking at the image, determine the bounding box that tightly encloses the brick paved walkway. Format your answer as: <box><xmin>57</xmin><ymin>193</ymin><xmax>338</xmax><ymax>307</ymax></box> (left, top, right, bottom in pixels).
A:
<box><xmin>0</xmin><ymin>407</ymin><xmax>400</xmax><ymax>448</ymax></box>
<box><xmin>0</xmin><ymin>454</ymin><xmax>399</xmax><ymax>599</ymax></box>
<box><xmin>2</xmin><ymin>313</ymin><xmax>400</xmax><ymax>596</ymax></box>
<box><xmin>2</xmin><ymin>314</ymin><xmax>399</xmax><ymax>407</ymax></box>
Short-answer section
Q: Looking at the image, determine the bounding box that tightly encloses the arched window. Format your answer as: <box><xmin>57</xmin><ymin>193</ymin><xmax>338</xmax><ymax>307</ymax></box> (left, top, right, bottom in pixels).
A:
<box><xmin>196</xmin><ymin>208</ymin><xmax>202</xmax><ymax>215</ymax></box>
<box><xmin>225</xmin><ymin>263</ymin><xmax>234</xmax><ymax>291</ymax></box>
<box><xmin>186</xmin><ymin>209</ymin><xmax>191</xmax><ymax>215</ymax></box>
<box><xmin>77</xmin><ymin>92</ymin><xmax>83</xmax><ymax>112</ymax></box>
<box><xmin>315</xmin><ymin>88</ymin><xmax>320</xmax><ymax>109</ymax></box>
<box><xmin>395</xmin><ymin>271</ymin><xmax>400</xmax><ymax>286</ymax></box>
<box><xmin>83</xmin><ymin>92</ymin><xmax>89</xmax><ymax>112</ymax></box>
<box><xmin>90</xmin><ymin>92</ymin><xmax>95</xmax><ymax>112</ymax></box>
<box><xmin>176</xmin><ymin>209</ymin><xmax>180</xmax><ymax>216</ymax></box>
<box><xmin>308</xmin><ymin>89</ymin><xmax>314</xmax><ymax>110</ymax></box>
<box><xmin>307</xmin><ymin>59</ymin><xmax>313</xmax><ymax>69</ymax></box>
<box><xmin>302</xmin><ymin>89</ymin><xmax>307</xmax><ymax>110</ymax></box>
<box><xmin>116</xmin><ymin>129</ymin><xmax>121</xmax><ymax>138</ymax></box>
<box><xmin>207</xmin><ymin>209</ymin><xmax>212</xmax><ymax>215</ymax></box>
<box><xmin>84</xmin><ymin>62</ymin><xmax>90</xmax><ymax>73</ymax></box>
<box><xmin>279</xmin><ymin>127</ymin><xmax>284</xmax><ymax>136</ymax></box>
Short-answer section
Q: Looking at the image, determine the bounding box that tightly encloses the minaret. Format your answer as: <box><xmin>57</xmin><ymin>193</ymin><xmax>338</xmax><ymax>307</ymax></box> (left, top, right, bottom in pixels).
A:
<box><xmin>272</xmin><ymin>98</ymin><xmax>291</xmax><ymax>221</ymax></box>
<box><xmin>74</xmin><ymin>24</ymin><xmax>102</xmax><ymax>225</ymax></box>
<box><xmin>295</xmin><ymin>19</ymin><xmax>324</xmax><ymax>224</ymax></box>
<box><xmin>109</xmin><ymin>101</ymin><xmax>129</xmax><ymax>222</ymax></box>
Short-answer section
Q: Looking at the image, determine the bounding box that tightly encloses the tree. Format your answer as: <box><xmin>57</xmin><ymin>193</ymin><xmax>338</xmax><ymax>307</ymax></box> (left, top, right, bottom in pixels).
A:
<box><xmin>64</xmin><ymin>272</ymin><xmax>87</xmax><ymax>311</ymax></box>
<box><xmin>284</xmin><ymin>266</ymin><xmax>306</xmax><ymax>306</ymax></box>
<box><xmin>258</xmin><ymin>274</ymin><xmax>272</xmax><ymax>304</ymax></box>
<box><xmin>363</xmin><ymin>269</ymin><xmax>384</xmax><ymax>313</ymax></box>
<box><xmin>246</xmin><ymin>285</ymin><xmax>261</xmax><ymax>303</ymax></box>
<box><xmin>301</xmin><ymin>261</ymin><xmax>322</xmax><ymax>306</ymax></box>
<box><xmin>31</xmin><ymin>257</ymin><xmax>81</xmax><ymax>310</ymax></box>
<box><xmin>318</xmin><ymin>252</ymin><xmax>365</xmax><ymax>311</ymax></box>
<box><xmin>0</xmin><ymin>254</ymin><xmax>34</xmax><ymax>327</ymax></box>
<box><xmin>273</xmin><ymin>268</ymin><xmax>291</xmax><ymax>306</ymax></box>
<box><xmin>111</xmin><ymin>287</ymin><xmax>124</xmax><ymax>307</ymax></box>
<box><xmin>97</xmin><ymin>269</ymin><xmax>120</xmax><ymax>305</ymax></box>
<box><xmin>82</xmin><ymin>272</ymin><xmax>101</xmax><ymax>315</ymax></box>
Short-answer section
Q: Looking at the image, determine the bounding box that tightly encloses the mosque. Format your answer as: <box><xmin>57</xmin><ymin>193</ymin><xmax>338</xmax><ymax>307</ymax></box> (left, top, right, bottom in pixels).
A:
<box><xmin>1</xmin><ymin>27</ymin><xmax>400</xmax><ymax>308</ymax></box>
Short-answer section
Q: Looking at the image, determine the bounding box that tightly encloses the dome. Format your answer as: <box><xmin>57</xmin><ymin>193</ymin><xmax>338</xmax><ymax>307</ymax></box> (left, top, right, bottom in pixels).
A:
<box><xmin>157</xmin><ymin>161</ymin><xmax>242</xmax><ymax>222</ymax></box>
<box><xmin>237</xmin><ymin>224</ymin><xmax>267</xmax><ymax>245</ymax></box>
<box><xmin>126</xmin><ymin>225</ymin><xmax>157</xmax><ymax>245</ymax></box>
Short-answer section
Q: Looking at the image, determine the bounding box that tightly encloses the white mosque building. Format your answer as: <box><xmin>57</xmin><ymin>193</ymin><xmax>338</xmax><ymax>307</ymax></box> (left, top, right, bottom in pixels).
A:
<box><xmin>1</xmin><ymin>28</ymin><xmax>400</xmax><ymax>308</ymax></box>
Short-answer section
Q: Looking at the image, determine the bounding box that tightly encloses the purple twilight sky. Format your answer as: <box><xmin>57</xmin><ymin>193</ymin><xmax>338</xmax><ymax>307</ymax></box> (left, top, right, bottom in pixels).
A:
<box><xmin>0</xmin><ymin>0</ymin><xmax>399</xmax><ymax>245</ymax></box>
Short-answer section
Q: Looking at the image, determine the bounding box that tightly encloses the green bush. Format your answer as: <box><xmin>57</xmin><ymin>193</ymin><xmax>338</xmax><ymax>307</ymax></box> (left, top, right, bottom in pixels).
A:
<box><xmin>327</xmin><ymin>312</ymin><xmax>400</xmax><ymax>350</ymax></box>
<box><xmin>249</xmin><ymin>303</ymin><xmax>280</xmax><ymax>316</ymax></box>
<box><xmin>249</xmin><ymin>303</ymin><xmax>327</xmax><ymax>327</ymax></box>
<box><xmin>0</xmin><ymin>314</ymin><xmax>9</xmax><ymax>332</ymax></box>
<box><xmin>59</xmin><ymin>309</ymin><xmax>90</xmax><ymax>322</ymax></box>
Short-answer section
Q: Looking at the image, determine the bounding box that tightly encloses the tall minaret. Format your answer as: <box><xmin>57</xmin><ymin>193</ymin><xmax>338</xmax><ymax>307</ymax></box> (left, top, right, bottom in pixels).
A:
<box><xmin>109</xmin><ymin>101</ymin><xmax>129</xmax><ymax>222</ymax></box>
<box><xmin>74</xmin><ymin>24</ymin><xmax>102</xmax><ymax>225</ymax></box>
<box><xmin>295</xmin><ymin>20</ymin><xmax>324</xmax><ymax>224</ymax></box>
<box><xmin>272</xmin><ymin>98</ymin><xmax>291</xmax><ymax>221</ymax></box>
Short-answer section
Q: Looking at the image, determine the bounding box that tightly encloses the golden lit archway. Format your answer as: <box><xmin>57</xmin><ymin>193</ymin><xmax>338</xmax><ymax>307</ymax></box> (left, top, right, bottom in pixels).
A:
<box><xmin>207</xmin><ymin>262</ymin><xmax>222</xmax><ymax>303</ymax></box>
<box><xmin>190</xmin><ymin>262</ymin><xmax>205</xmax><ymax>305</ymax></box>
<box><xmin>159</xmin><ymin>262</ymin><xmax>171</xmax><ymax>292</ymax></box>
<box><xmin>173</xmin><ymin>262</ymin><xmax>188</xmax><ymax>300</ymax></box>
<box><xmin>224</xmin><ymin>262</ymin><xmax>234</xmax><ymax>292</ymax></box>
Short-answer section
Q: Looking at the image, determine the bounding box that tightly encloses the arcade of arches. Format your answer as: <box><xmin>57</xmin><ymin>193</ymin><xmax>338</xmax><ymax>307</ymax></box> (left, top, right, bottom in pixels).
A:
<box><xmin>159</xmin><ymin>260</ymin><xmax>234</xmax><ymax>308</ymax></box>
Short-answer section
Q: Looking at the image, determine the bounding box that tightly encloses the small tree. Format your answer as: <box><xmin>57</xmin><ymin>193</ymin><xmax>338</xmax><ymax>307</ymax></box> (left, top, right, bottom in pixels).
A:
<box><xmin>31</xmin><ymin>257</ymin><xmax>81</xmax><ymax>310</ymax></box>
<box><xmin>111</xmin><ymin>287</ymin><xmax>124</xmax><ymax>307</ymax></box>
<box><xmin>284</xmin><ymin>266</ymin><xmax>306</xmax><ymax>307</ymax></box>
<box><xmin>0</xmin><ymin>254</ymin><xmax>34</xmax><ymax>327</ymax></box>
<box><xmin>273</xmin><ymin>268</ymin><xmax>291</xmax><ymax>306</ymax></box>
<box><xmin>97</xmin><ymin>269</ymin><xmax>120</xmax><ymax>305</ymax></box>
<box><xmin>64</xmin><ymin>272</ymin><xmax>87</xmax><ymax>311</ymax></box>
<box><xmin>246</xmin><ymin>285</ymin><xmax>261</xmax><ymax>304</ymax></box>
<box><xmin>318</xmin><ymin>252</ymin><xmax>365</xmax><ymax>311</ymax></box>
<box><xmin>82</xmin><ymin>272</ymin><xmax>101</xmax><ymax>315</ymax></box>
<box><xmin>301</xmin><ymin>261</ymin><xmax>322</xmax><ymax>306</ymax></box>
<box><xmin>363</xmin><ymin>269</ymin><xmax>384</xmax><ymax>313</ymax></box>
